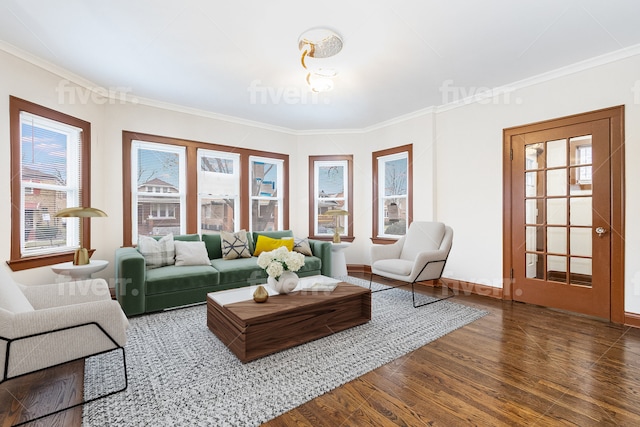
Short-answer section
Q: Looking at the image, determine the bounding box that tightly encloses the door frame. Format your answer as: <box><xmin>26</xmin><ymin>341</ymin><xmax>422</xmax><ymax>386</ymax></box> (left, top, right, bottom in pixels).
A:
<box><xmin>503</xmin><ymin>106</ymin><xmax>625</xmax><ymax>323</ymax></box>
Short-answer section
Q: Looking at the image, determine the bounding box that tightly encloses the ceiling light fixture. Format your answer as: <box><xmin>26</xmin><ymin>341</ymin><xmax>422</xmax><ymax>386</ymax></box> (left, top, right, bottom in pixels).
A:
<box><xmin>298</xmin><ymin>27</ymin><xmax>343</xmax><ymax>92</ymax></box>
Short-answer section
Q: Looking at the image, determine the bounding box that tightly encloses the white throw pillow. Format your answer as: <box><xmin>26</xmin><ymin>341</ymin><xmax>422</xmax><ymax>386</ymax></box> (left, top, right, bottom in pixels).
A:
<box><xmin>137</xmin><ymin>234</ymin><xmax>175</xmax><ymax>269</ymax></box>
<box><xmin>174</xmin><ymin>241</ymin><xmax>211</xmax><ymax>266</ymax></box>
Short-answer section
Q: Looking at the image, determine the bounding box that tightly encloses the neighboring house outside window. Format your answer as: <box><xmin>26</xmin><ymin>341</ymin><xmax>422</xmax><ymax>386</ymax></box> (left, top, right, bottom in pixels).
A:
<box><xmin>122</xmin><ymin>131</ymin><xmax>289</xmax><ymax>246</ymax></box>
<box><xmin>372</xmin><ymin>144</ymin><xmax>413</xmax><ymax>243</ymax></box>
<box><xmin>308</xmin><ymin>155</ymin><xmax>354</xmax><ymax>241</ymax></box>
<box><xmin>249</xmin><ymin>156</ymin><xmax>284</xmax><ymax>232</ymax></box>
<box><xmin>198</xmin><ymin>149</ymin><xmax>240</xmax><ymax>234</ymax></box>
<box><xmin>131</xmin><ymin>141</ymin><xmax>186</xmax><ymax>241</ymax></box>
<box><xmin>9</xmin><ymin>96</ymin><xmax>91</xmax><ymax>271</ymax></box>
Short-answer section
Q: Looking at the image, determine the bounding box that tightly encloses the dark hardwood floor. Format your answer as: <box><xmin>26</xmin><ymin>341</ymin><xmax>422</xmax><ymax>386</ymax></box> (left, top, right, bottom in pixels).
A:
<box><xmin>3</xmin><ymin>273</ymin><xmax>640</xmax><ymax>426</ymax></box>
<box><xmin>0</xmin><ymin>360</ymin><xmax>83</xmax><ymax>427</ymax></box>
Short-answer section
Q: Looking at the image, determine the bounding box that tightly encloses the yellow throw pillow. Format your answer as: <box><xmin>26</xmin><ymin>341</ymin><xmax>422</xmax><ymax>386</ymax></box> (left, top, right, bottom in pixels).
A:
<box><xmin>253</xmin><ymin>235</ymin><xmax>294</xmax><ymax>256</ymax></box>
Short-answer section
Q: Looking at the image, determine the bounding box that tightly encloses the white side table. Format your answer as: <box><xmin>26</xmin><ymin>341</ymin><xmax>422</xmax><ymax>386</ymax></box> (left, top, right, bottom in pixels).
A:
<box><xmin>330</xmin><ymin>242</ymin><xmax>350</xmax><ymax>277</ymax></box>
<box><xmin>51</xmin><ymin>260</ymin><xmax>109</xmax><ymax>280</ymax></box>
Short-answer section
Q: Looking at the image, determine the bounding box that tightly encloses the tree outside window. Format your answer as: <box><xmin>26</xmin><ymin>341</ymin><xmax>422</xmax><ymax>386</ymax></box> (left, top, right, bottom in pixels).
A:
<box><xmin>9</xmin><ymin>97</ymin><xmax>91</xmax><ymax>271</ymax></box>
<box><xmin>372</xmin><ymin>145</ymin><xmax>412</xmax><ymax>243</ymax></box>
<box><xmin>309</xmin><ymin>155</ymin><xmax>353</xmax><ymax>241</ymax></box>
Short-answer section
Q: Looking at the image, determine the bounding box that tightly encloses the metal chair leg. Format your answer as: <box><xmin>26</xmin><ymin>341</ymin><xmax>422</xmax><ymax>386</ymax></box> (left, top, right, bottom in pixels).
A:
<box><xmin>370</xmin><ymin>258</ymin><xmax>454</xmax><ymax>307</ymax></box>
<box><xmin>369</xmin><ymin>272</ymin><xmax>409</xmax><ymax>293</ymax></box>
<box><xmin>411</xmin><ymin>279</ymin><xmax>455</xmax><ymax>308</ymax></box>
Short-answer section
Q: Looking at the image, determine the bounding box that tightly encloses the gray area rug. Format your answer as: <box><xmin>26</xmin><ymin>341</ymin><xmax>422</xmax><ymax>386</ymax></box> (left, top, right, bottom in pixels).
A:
<box><xmin>82</xmin><ymin>277</ymin><xmax>487</xmax><ymax>426</ymax></box>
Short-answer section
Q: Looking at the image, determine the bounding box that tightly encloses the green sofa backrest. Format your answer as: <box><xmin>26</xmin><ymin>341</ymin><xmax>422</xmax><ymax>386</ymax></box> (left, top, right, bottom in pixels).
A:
<box><xmin>201</xmin><ymin>234</ymin><xmax>223</xmax><ymax>259</ymax></box>
<box><xmin>152</xmin><ymin>234</ymin><xmax>200</xmax><ymax>242</ymax></box>
<box><xmin>161</xmin><ymin>231</ymin><xmax>296</xmax><ymax>260</ymax></box>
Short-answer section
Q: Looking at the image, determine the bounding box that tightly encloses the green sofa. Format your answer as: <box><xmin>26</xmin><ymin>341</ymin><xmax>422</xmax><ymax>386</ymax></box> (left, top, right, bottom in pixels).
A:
<box><xmin>115</xmin><ymin>230</ymin><xmax>332</xmax><ymax>316</ymax></box>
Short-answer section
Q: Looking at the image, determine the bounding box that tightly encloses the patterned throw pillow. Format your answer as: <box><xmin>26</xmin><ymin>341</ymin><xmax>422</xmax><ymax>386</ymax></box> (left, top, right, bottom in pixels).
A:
<box><xmin>137</xmin><ymin>234</ymin><xmax>175</xmax><ymax>269</ymax></box>
<box><xmin>292</xmin><ymin>237</ymin><xmax>313</xmax><ymax>256</ymax></box>
<box><xmin>220</xmin><ymin>230</ymin><xmax>252</xmax><ymax>260</ymax></box>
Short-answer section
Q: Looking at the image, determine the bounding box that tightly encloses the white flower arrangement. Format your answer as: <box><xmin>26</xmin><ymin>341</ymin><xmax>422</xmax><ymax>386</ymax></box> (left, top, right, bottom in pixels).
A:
<box><xmin>257</xmin><ymin>246</ymin><xmax>305</xmax><ymax>279</ymax></box>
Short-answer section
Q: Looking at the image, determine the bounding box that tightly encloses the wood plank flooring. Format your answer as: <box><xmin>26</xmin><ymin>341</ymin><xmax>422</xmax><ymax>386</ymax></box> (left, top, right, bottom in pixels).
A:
<box><xmin>3</xmin><ymin>273</ymin><xmax>640</xmax><ymax>426</ymax></box>
<box><xmin>0</xmin><ymin>360</ymin><xmax>83</xmax><ymax>427</ymax></box>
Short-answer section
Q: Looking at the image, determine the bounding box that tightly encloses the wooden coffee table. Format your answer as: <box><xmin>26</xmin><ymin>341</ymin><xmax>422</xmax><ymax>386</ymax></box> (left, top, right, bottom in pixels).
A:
<box><xmin>207</xmin><ymin>278</ymin><xmax>371</xmax><ymax>363</ymax></box>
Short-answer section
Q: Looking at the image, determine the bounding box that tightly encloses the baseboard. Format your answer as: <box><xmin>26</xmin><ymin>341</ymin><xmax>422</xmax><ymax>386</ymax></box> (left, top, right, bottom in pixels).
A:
<box><xmin>440</xmin><ymin>278</ymin><xmax>504</xmax><ymax>299</ymax></box>
<box><xmin>347</xmin><ymin>264</ymin><xmax>370</xmax><ymax>274</ymax></box>
<box><xmin>624</xmin><ymin>312</ymin><xmax>640</xmax><ymax>329</ymax></box>
<box><xmin>347</xmin><ymin>266</ymin><xmax>503</xmax><ymax>300</ymax></box>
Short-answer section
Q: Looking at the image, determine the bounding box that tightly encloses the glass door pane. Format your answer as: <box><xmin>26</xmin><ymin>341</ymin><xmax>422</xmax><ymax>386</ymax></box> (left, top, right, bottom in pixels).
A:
<box><xmin>523</xmin><ymin>135</ymin><xmax>593</xmax><ymax>286</ymax></box>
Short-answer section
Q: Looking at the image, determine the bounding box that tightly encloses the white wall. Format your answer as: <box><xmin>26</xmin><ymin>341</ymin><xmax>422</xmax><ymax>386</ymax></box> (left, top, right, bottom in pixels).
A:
<box><xmin>0</xmin><ymin>49</ymin><xmax>296</xmax><ymax>285</ymax></box>
<box><xmin>435</xmin><ymin>54</ymin><xmax>640</xmax><ymax>313</ymax></box>
<box><xmin>293</xmin><ymin>112</ymin><xmax>435</xmax><ymax>266</ymax></box>
<box><xmin>0</xmin><ymin>50</ymin><xmax>105</xmax><ymax>285</ymax></box>
<box><xmin>2</xmin><ymin>46</ymin><xmax>640</xmax><ymax>314</ymax></box>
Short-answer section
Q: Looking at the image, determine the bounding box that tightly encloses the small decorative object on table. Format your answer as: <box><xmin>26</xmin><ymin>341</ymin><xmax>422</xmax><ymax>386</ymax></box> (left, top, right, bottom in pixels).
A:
<box><xmin>325</xmin><ymin>209</ymin><xmax>349</xmax><ymax>243</ymax></box>
<box><xmin>257</xmin><ymin>246</ymin><xmax>305</xmax><ymax>294</ymax></box>
<box><xmin>253</xmin><ymin>285</ymin><xmax>269</xmax><ymax>303</ymax></box>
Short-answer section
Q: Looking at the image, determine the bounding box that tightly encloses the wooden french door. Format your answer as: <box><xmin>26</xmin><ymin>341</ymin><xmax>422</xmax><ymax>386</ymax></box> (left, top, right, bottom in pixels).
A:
<box><xmin>504</xmin><ymin>107</ymin><xmax>624</xmax><ymax>320</ymax></box>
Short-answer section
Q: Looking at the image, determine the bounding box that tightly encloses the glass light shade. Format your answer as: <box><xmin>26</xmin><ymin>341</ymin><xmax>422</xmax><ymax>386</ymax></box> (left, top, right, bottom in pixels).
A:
<box><xmin>298</xmin><ymin>28</ymin><xmax>343</xmax><ymax>58</ymax></box>
<box><xmin>306</xmin><ymin>73</ymin><xmax>334</xmax><ymax>92</ymax></box>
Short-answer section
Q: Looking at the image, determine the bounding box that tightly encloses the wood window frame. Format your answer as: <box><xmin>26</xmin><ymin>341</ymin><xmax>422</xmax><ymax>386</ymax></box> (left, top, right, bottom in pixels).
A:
<box><xmin>371</xmin><ymin>144</ymin><xmax>413</xmax><ymax>244</ymax></box>
<box><xmin>8</xmin><ymin>96</ymin><xmax>92</xmax><ymax>271</ymax></box>
<box><xmin>122</xmin><ymin>131</ymin><xmax>289</xmax><ymax>246</ymax></box>
<box><xmin>308</xmin><ymin>155</ymin><xmax>354</xmax><ymax>242</ymax></box>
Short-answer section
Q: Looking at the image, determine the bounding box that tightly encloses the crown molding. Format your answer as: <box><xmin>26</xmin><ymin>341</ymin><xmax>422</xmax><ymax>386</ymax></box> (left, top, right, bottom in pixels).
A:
<box><xmin>130</xmin><ymin>96</ymin><xmax>299</xmax><ymax>135</ymax></box>
<box><xmin>3</xmin><ymin>39</ymin><xmax>639</xmax><ymax>134</ymax></box>
<box><xmin>0</xmin><ymin>40</ymin><xmax>300</xmax><ymax>135</ymax></box>
<box><xmin>436</xmin><ymin>43</ymin><xmax>640</xmax><ymax>114</ymax></box>
<box><xmin>0</xmin><ymin>39</ymin><xmax>97</xmax><ymax>89</ymax></box>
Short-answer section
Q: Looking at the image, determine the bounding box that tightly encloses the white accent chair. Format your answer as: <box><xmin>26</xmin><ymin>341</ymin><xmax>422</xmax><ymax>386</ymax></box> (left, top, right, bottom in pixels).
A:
<box><xmin>370</xmin><ymin>221</ymin><xmax>453</xmax><ymax>307</ymax></box>
<box><xmin>0</xmin><ymin>267</ymin><xmax>129</xmax><ymax>424</ymax></box>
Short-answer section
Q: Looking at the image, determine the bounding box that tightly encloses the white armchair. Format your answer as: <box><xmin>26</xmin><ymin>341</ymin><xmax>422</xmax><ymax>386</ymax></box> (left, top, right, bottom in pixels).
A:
<box><xmin>370</xmin><ymin>221</ymin><xmax>453</xmax><ymax>307</ymax></box>
<box><xmin>0</xmin><ymin>267</ymin><xmax>129</xmax><ymax>424</ymax></box>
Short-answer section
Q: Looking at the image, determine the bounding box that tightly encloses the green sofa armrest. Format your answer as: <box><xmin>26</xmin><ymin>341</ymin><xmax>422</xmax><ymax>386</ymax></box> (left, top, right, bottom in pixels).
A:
<box><xmin>308</xmin><ymin>239</ymin><xmax>332</xmax><ymax>277</ymax></box>
<box><xmin>115</xmin><ymin>247</ymin><xmax>146</xmax><ymax>316</ymax></box>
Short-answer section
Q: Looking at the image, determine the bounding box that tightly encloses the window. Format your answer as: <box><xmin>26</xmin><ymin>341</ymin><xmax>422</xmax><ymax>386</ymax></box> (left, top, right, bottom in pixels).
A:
<box><xmin>131</xmin><ymin>141</ymin><xmax>186</xmax><ymax>241</ymax></box>
<box><xmin>372</xmin><ymin>144</ymin><xmax>412</xmax><ymax>242</ymax></box>
<box><xmin>122</xmin><ymin>131</ymin><xmax>289</xmax><ymax>246</ymax></box>
<box><xmin>9</xmin><ymin>96</ymin><xmax>91</xmax><ymax>270</ymax></box>
<box><xmin>249</xmin><ymin>156</ymin><xmax>284</xmax><ymax>232</ymax></box>
<box><xmin>308</xmin><ymin>155</ymin><xmax>354</xmax><ymax>241</ymax></box>
<box><xmin>198</xmin><ymin>149</ymin><xmax>240</xmax><ymax>233</ymax></box>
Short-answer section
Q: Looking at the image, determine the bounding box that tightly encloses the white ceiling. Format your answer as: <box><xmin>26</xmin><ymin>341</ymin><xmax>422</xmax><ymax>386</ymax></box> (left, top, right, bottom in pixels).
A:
<box><xmin>2</xmin><ymin>0</ymin><xmax>640</xmax><ymax>131</ymax></box>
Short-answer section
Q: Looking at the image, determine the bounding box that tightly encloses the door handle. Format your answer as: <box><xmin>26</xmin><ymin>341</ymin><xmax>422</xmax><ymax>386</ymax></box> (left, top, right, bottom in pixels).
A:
<box><xmin>595</xmin><ymin>227</ymin><xmax>607</xmax><ymax>237</ymax></box>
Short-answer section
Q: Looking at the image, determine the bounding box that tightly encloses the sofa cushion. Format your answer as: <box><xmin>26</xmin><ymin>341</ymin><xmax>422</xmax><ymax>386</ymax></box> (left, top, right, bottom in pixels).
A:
<box><xmin>174</xmin><ymin>234</ymin><xmax>201</xmax><ymax>242</ymax></box>
<box><xmin>138</xmin><ymin>234</ymin><xmax>175</xmax><ymax>269</ymax></box>
<box><xmin>201</xmin><ymin>234</ymin><xmax>222</xmax><ymax>259</ymax></box>
<box><xmin>174</xmin><ymin>241</ymin><xmax>210</xmax><ymax>266</ymax></box>
<box><xmin>210</xmin><ymin>257</ymin><xmax>265</xmax><ymax>284</ymax></box>
<box><xmin>145</xmin><ymin>265</ymin><xmax>219</xmax><ymax>295</ymax></box>
<box><xmin>253</xmin><ymin>235</ymin><xmax>294</xmax><ymax>256</ymax></box>
<box><xmin>299</xmin><ymin>255</ymin><xmax>322</xmax><ymax>274</ymax></box>
<box><xmin>221</xmin><ymin>230</ymin><xmax>252</xmax><ymax>260</ymax></box>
